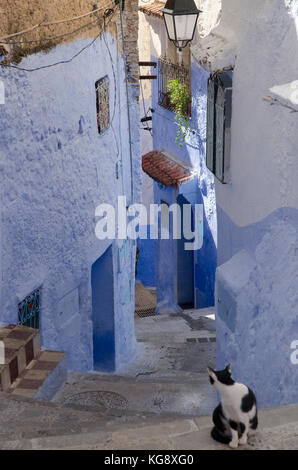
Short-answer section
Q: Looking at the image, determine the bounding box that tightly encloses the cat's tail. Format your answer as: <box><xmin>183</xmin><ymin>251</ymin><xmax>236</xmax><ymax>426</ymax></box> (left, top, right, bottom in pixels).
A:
<box><xmin>211</xmin><ymin>426</ymin><xmax>232</xmax><ymax>445</ymax></box>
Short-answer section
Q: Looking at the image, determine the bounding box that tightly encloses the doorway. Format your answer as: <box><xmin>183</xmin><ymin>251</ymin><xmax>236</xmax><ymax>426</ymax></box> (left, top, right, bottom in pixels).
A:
<box><xmin>91</xmin><ymin>245</ymin><xmax>115</xmax><ymax>371</ymax></box>
<box><xmin>177</xmin><ymin>195</ymin><xmax>194</xmax><ymax>309</ymax></box>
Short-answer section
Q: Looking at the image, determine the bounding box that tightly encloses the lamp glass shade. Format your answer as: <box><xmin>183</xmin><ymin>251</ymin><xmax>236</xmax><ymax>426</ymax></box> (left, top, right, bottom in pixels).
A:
<box><xmin>164</xmin><ymin>12</ymin><xmax>175</xmax><ymax>41</ymax></box>
<box><xmin>175</xmin><ymin>13</ymin><xmax>198</xmax><ymax>41</ymax></box>
<box><xmin>162</xmin><ymin>0</ymin><xmax>201</xmax><ymax>49</ymax></box>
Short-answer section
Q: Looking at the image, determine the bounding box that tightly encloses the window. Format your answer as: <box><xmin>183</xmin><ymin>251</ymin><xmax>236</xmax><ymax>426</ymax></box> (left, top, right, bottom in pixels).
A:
<box><xmin>95</xmin><ymin>76</ymin><xmax>110</xmax><ymax>134</ymax></box>
<box><xmin>206</xmin><ymin>70</ymin><xmax>233</xmax><ymax>183</ymax></box>
<box><xmin>158</xmin><ymin>56</ymin><xmax>191</xmax><ymax>116</ymax></box>
<box><xmin>18</xmin><ymin>288</ymin><xmax>40</xmax><ymax>329</ymax></box>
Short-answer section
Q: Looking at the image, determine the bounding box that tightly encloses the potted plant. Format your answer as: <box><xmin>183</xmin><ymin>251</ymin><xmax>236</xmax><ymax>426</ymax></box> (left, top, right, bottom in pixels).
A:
<box><xmin>166</xmin><ymin>79</ymin><xmax>191</xmax><ymax>147</ymax></box>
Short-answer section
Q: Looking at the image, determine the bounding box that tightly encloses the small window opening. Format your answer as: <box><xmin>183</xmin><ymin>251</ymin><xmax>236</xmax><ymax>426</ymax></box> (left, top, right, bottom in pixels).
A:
<box><xmin>95</xmin><ymin>76</ymin><xmax>110</xmax><ymax>134</ymax></box>
<box><xmin>18</xmin><ymin>289</ymin><xmax>40</xmax><ymax>329</ymax></box>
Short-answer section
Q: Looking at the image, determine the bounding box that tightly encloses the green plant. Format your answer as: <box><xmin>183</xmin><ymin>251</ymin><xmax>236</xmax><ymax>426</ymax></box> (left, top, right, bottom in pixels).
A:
<box><xmin>166</xmin><ymin>79</ymin><xmax>191</xmax><ymax>147</ymax></box>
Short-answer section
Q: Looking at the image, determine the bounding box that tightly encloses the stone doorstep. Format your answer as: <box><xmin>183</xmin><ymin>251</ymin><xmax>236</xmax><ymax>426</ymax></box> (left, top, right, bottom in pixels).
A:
<box><xmin>0</xmin><ymin>325</ymin><xmax>41</xmax><ymax>392</ymax></box>
<box><xmin>137</xmin><ymin>333</ymin><xmax>216</xmax><ymax>344</ymax></box>
<box><xmin>9</xmin><ymin>350</ymin><xmax>66</xmax><ymax>398</ymax></box>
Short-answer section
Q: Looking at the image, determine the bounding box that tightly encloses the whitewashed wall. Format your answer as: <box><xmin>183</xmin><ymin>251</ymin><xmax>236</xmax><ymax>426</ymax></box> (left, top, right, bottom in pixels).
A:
<box><xmin>193</xmin><ymin>0</ymin><xmax>298</xmax><ymax>226</ymax></box>
<box><xmin>192</xmin><ymin>0</ymin><xmax>298</xmax><ymax>407</ymax></box>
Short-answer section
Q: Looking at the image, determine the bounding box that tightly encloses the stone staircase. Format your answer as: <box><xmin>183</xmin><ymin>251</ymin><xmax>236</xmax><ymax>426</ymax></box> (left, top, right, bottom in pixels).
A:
<box><xmin>0</xmin><ymin>324</ymin><xmax>66</xmax><ymax>400</ymax></box>
<box><xmin>0</xmin><ymin>315</ymin><xmax>297</xmax><ymax>449</ymax></box>
<box><xmin>1</xmin><ymin>391</ymin><xmax>298</xmax><ymax>450</ymax></box>
<box><xmin>0</xmin><ymin>391</ymin><xmax>197</xmax><ymax>450</ymax></box>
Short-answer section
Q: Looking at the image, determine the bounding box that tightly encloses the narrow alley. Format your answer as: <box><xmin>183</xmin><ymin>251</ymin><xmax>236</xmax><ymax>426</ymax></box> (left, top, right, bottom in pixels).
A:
<box><xmin>0</xmin><ymin>0</ymin><xmax>297</xmax><ymax>455</ymax></box>
<box><xmin>53</xmin><ymin>308</ymin><xmax>217</xmax><ymax>416</ymax></box>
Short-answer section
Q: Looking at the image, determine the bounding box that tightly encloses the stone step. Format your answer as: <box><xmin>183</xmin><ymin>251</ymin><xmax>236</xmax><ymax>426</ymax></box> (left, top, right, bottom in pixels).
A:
<box><xmin>0</xmin><ymin>325</ymin><xmax>41</xmax><ymax>392</ymax></box>
<box><xmin>0</xmin><ymin>391</ymin><xmax>192</xmax><ymax>448</ymax></box>
<box><xmin>53</xmin><ymin>371</ymin><xmax>218</xmax><ymax>416</ymax></box>
<box><xmin>8</xmin><ymin>350</ymin><xmax>67</xmax><ymax>401</ymax></box>
<box><xmin>135</xmin><ymin>309</ymin><xmax>216</xmax><ymax>344</ymax></box>
<box><xmin>2</xmin><ymin>416</ymin><xmax>206</xmax><ymax>450</ymax></box>
<box><xmin>3</xmin><ymin>398</ymin><xmax>298</xmax><ymax>450</ymax></box>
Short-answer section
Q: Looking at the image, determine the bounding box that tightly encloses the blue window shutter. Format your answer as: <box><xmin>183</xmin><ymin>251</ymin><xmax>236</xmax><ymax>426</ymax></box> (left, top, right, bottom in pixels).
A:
<box><xmin>206</xmin><ymin>71</ymin><xmax>233</xmax><ymax>184</ymax></box>
<box><xmin>223</xmin><ymin>87</ymin><xmax>232</xmax><ymax>182</ymax></box>
<box><xmin>220</xmin><ymin>70</ymin><xmax>233</xmax><ymax>183</ymax></box>
<box><xmin>206</xmin><ymin>76</ymin><xmax>215</xmax><ymax>173</ymax></box>
<box><xmin>206</xmin><ymin>71</ymin><xmax>233</xmax><ymax>183</ymax></box>
<box><xmin>215</xmin><ymin>81</ymin><xmax>225</xmax><ymax>182</ymax></box>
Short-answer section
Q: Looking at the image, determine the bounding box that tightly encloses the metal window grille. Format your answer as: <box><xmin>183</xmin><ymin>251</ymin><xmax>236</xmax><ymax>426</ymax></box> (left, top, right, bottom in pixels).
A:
<box><xmin>95</xmin><ymin>76</ymin><xmax>110</xmax><ymax>135</ymax></box>
<box><xmin>158</xmin><ymin>56</ymin><xmax>191</xmax><ymax>115</ymax></box>
<box><xmin>18</xmin><ymin>289</ymin><xmax>40</xmax><ymax>329</ymax></box>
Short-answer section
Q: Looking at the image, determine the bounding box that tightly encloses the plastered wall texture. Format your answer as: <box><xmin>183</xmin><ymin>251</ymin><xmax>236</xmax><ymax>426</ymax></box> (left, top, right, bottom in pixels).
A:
<box><xmin>191</xmin><ymin>0</ymin><xmax>298</xmax><ymax>407</ymax></box>
<box><xmin>216</xmin><ymin>215</ymin><xmax>298</xmax><ymax>407</ymax></box>
<box><xmin>0</xmin><ymin>0</ymin><xmax>112</xmax><ymax>62</ymax></box>
<box><xmin>0</xmin><ymin>0</ymin><xmax>141</xmax><ymax>372</ymax></box>
<box><xmin>192</xmin><ymin>0</ymin><xmax>298</xmax><ymax>225</ymax></box>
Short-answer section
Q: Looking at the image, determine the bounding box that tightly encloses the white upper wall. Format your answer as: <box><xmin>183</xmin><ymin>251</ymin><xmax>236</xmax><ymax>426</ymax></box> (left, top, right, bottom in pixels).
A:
<box><xmin>192</xmin><ymin>0</ymin><xmax>298</xmax><ymax>226</ymax></box>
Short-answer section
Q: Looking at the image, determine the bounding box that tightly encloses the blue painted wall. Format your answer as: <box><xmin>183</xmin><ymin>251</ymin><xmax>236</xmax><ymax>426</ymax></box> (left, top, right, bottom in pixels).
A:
<box><xmin>207</xmin><ymin>0</ymin><xmax>298</xmax><ymax>409</ymax></box>
<box><xmin>0</xmin><ymin>33</ymin><xmax>140</xmax><ymax>372</ymax></box>
<box><xmin>136</xmin><ymin>226</ymin><xmax>156</xmax><ymax>287</ymax></box>
<box><xmin>215</xmin><ymin>206</ymin><xmax>298</xmax><ymax>407</ymax></box>
<box><xmin>150</xmin><ymin>57</ymin><xmax>217</xmax><ymax>313</ymax></box>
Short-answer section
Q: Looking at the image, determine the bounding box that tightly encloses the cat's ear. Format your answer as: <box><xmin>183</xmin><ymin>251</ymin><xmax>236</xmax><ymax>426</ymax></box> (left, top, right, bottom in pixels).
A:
<box><xmin>226</xmin><ymin>364</ymin><xmax>232</xmax><ymax>375</ymax></box>
<box><xmin>207</xmin><ymin>366</ymin><xmax>216</xmax><ymax>377</ymax></box>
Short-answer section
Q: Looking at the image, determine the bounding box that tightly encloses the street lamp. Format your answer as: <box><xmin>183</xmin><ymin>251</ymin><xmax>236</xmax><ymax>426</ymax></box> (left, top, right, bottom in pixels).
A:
<box><xmin>162</xmin><ymin>0</ymin><xmax>201</xmax><ymax>51</ymax></box>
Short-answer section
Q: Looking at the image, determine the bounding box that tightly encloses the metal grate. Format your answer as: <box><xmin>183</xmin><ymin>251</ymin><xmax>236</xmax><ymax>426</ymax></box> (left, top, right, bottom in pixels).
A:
<box><xmin>158</xmin><ymin>56</ymin><xmax>191</xmax><ymax>115</ymax></box>
<box><xmin>135</xmin><ymin>307</ymin><xmax>156</xmax><ymax>318</ymax></box>
<box><xmin>18</xmin><ymin>289</ymin><xmax>40</xmax><ymax>329</ymax></box>
<box><xmin>63</xmin><ymin>391</ymin><xmax>128</xmax><ymax>410</ymax></box>
<box><xmin>135</xmin><ymin>283</ymin><xmax>156</xmax><ymax>318</ymax></box>
<box><xmin>95</xmin><ymin>76</ymin><xmax>110</xmax><ymax>135</ymax></box>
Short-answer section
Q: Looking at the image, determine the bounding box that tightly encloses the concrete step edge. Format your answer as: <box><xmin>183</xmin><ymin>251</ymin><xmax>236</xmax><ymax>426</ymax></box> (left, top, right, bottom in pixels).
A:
<box><xmin>0</xmin><ymin>415</ymin><xmax>206</xmax><ymax>450</ymax></box>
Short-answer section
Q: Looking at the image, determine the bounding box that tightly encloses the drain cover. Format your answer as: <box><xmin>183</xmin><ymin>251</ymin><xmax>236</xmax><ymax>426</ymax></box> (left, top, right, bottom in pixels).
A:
<box><xmin>64</xmin><ymin>391</ymin><xmax>128</xmax><ymax>410</ymax></box>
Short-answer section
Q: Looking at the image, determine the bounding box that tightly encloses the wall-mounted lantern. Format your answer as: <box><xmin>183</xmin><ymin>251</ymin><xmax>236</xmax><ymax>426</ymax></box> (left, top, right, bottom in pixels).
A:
<box><xmin>162</xmin><ymin>0</ymin><xmax>201</xmax><ymax>51</ymax></box>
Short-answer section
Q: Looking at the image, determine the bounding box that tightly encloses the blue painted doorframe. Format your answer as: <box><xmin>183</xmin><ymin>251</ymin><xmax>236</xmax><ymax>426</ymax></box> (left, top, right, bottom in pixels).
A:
<box><xmin>91</xmin><ymin>245</ymin><xmax>115</xmax><ymax>371</ymax></box>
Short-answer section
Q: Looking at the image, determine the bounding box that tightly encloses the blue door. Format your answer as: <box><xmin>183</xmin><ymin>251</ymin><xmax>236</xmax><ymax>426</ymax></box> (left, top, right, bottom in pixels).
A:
<box><xmin>91</xmin><ymin>245</ymin><xmax>115</xmax><ymax>371</ymax></box>
<box><xmin>177</xmin><ymin>195</ymin><xmax>194</xmax><ymax>309</ymax></box>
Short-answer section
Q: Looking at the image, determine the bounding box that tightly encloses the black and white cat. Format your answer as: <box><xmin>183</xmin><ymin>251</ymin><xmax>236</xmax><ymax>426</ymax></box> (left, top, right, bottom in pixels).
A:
<box><xmin>207</xmin><ymin>364</ymin><xmax>258</xmax><ymax>449</ymax></box>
